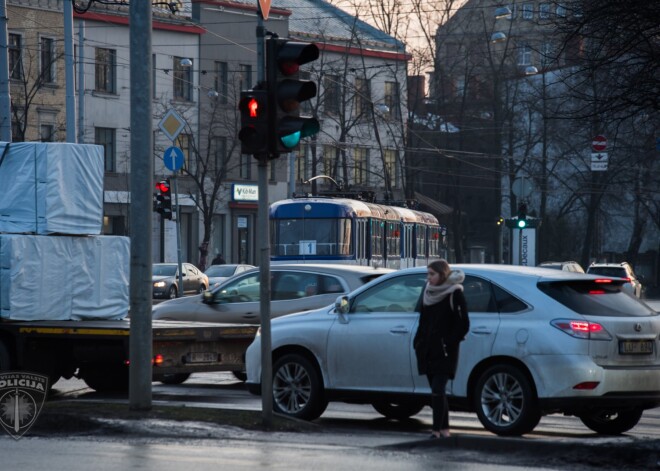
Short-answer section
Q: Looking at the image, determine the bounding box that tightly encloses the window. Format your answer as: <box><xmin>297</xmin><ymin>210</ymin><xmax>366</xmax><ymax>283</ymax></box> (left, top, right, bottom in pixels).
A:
<box><xmin>350</xmin><ymin>274</ymin><xmax>426</xmax><ymax>314</ymax></box>
<box><xmin>507</xmin><ymin>4</ymin><xmax>517</xmax><ymax>19</ymax></box>
<box><xmin>95</xmin><ymin>48</ymin><xmax>116</xmax><ymax>93</ymax></box>
<box><xmin>95</xmin><ymin>127</ymin><xmax>116</xmax><ymax>172</ymax></box>
<box><xmin>383</xmin><ymin>149</ymin><xmax>398</xmax><ymax>188</ymax></box>
<box><xmin>295</xmin><ymin>145</ymin><xmax>310</xmax><ymax>182</ymax></box>
<box><xmin>354</xmin><ymin>77</ymin><xmax>370</xmax><ymax>117</ymax></box>
<box><xmin>517</xmin><ymin>44</ymin><xmax>532</xmax><ymax>66</ymax></box>
<box><xmin>8</xmin><ymin>33</ymin><xmax>22</xmax><ymax>80</ymax></box>
<box><xmin>214</xmin><ymin>61</ymin><xmax>228</xmax><ymax>104</ymax></box>
<box><xmin>40</xmin><ymin>37</ymin><xmax>56</xmax><ymax>83</ymax></box>
<box><xmin>324</xmin><ymin>75</ymin><xmax>340</xmax><ymax>114</ymax></box>
<box><xmin>240</xmin><ymin>153</ymin><xmax>251</xmax><ymax>179</ymax></box>
<box><xmin>383</xmin><ymin>82</ymin><xmax>400</xmax><ymax>119</ymax></box>
<box><xmin>322</xmin><ymin>144</ymin><xmax>335</xmax><ymax>177</ymax></box>
<box><xmin>40</xmin><ymin>124</ymin><xmax>55</xmax><ymax>142</ymax></box>
<box><xmin>239</xmin><ymin>64</ymin><xmax>252</xmax><ymax>92</ymax></box>
<box><xmin>354</xmin><ymin>147</ymin><xmax>368</xmax><ymax>185</ymax></box>
<box><xmin>539</xmin><ymin>3</ymin><xmax>551</xmax><ymax>19</ymax></box>
<box><xmin>556</xmin><ymin>4</ymin><xmax>567</xmax><ymax>17</ymax></box>
<box><xmin>176</xmin><ymin>133</ymin><xmax>192</xmax><ymax>171</ymax></box>
<box><xmin>173</xmin><ymin>56</ymin><xmax>192</xmax><ymax>101</ymax></box>
<box><xmin>152</xmin><ymin>54</ymin><xmax>157</xmax><ymax>99</ymax></box>
<box><xmin>210</xmin><ymin>136</ymin><xmax>227</xmax><ymax>174</ymax></box>
<box><xmin>103</xmin><ymin>215</ymin><xmax>126</xmax><ymax>235</ymax></box>
<box><xmin>522</xmin><ymin>3</ymin><xmax>533</xmax><ymax>19</ymax></box>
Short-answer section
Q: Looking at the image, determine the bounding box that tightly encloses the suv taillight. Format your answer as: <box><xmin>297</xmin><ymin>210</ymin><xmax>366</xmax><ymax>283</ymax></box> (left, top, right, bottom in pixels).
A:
<box><xmin>551</xmin><ymin>319</ymin><xmax>612</xmax><ymax>340</ymax></box>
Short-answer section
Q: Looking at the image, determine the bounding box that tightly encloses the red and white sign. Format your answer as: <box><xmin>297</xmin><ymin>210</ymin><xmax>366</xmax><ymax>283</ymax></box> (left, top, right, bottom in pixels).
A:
<box><xmin>592</xmin><ymin>135</ymin><xmax>607</xmax><ymax>152</ymax></box>
<box><xmin>258</xmin><ymin>0</ymin><xmax>271</xmax><ymax>20</ymax></box>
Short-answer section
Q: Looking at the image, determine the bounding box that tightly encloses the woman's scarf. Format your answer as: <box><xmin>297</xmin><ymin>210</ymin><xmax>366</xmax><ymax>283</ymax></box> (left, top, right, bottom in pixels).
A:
<box><xmin>423</xmin><ymin>269</ymin><xmax>465</xmax><ymax>306</ymax></box>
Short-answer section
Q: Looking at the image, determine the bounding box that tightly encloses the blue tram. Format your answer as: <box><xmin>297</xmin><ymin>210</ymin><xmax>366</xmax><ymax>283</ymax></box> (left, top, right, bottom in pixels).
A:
<box><xmin>269</xmin><ymin>197</ymin><xmax>443</xmax><ymax>268</ymax></box>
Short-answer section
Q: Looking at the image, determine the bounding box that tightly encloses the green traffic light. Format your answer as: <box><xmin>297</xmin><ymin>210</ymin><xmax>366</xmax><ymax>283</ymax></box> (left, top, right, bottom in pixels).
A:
<box><xmin>280</xmin><ymin>131</ymin><xmax>301</xmax><ymax>149</ymax></box>
<box><xmin>517</xmin><ymin>219</ymin><xmax>527</xmax><ymax>228</ymax></box>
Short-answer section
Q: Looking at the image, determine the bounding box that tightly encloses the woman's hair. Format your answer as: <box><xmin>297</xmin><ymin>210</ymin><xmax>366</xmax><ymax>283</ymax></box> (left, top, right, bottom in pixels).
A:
<box><xmin>428</xmin><ymin>259</ymin><xmax>451</xmax><ymax>280</ymax></box>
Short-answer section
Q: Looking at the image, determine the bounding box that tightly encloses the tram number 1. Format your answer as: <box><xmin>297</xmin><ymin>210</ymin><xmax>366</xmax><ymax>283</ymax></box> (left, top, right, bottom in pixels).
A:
<box><xmin>300</xmin><ymin>240</ymin><xmax>317</xmax><ymax>255</ymax></box>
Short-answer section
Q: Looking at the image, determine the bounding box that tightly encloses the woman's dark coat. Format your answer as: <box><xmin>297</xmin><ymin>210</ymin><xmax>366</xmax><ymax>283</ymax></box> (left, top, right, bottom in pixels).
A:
<box><xmin>413</xmin><ymin>289</ymin><xmax>469</xmax><ymax>378</ymax></box>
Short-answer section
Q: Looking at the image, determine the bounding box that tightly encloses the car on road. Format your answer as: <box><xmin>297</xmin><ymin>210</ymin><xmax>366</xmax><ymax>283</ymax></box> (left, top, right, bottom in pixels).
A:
<box><xmin>152</xmin><ymin>263</ymin><xmax>209</xmax><ymax>299</ymax></box>
<box><xmin>152</xmin><ymin>264</ymin><xmax>392</xmax><ymax>324</ymax></box>
<box><xmin>246</xmin><ymin>264</ymin><xmax>660</xmax><ymax>436</ymax></box>
<box><xmin>538</xmin><ymin>261</ymin><xmax>585</xmax><ymax>273</ymax></box>
<box><xmin>205</xmin><ymin>264</ymin><xmax>255</xmax><ymax>288</ymax></box>
<box><xmin>587</xmin><ymin>262</ymin><xmax>643</xmax><ymax>298</ymax></box>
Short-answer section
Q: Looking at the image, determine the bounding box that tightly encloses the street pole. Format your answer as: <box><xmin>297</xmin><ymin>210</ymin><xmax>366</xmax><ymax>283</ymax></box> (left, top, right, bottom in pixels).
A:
<box><xmin>128</xmin><ymin>0</ymin><xmax>153</xmax><ymax>411</ymax></box>
<box><xmin>63</xmin><ymin>0</ymin><xmax>76</xmax><ymax>142</ymax></box>
<box><xmin>173</xmin><ymin>174</ymin><xmax>184</xmax><ymax>295</ymax></box>
<box><xmin>0</xmin><ymin>0</ymin><xmax>11</xmax><ymax>142</ymax></box>
<box><xmin>256</xmin><ymin>18</ymin><xmax>273</xmax><ymax>429</ymax></box>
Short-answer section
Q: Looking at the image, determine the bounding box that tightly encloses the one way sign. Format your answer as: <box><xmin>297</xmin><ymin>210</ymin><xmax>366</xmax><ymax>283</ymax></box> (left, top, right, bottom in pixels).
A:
<box><xmin>591</xmin><ymin>152</ymin><xmax>608</xmax><ymax>171</ymax></box>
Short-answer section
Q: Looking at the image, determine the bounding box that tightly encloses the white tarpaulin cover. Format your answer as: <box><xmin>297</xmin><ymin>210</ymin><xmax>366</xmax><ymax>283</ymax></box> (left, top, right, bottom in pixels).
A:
<box><xmin>0</xmin><ymin>235</ymin><xmax>129</xmax><ymax>320</ymax></box>
<box><xmin>0</xmin><ymin>142</ymin><xmax>104</xmax><ymax>235</ymax></box>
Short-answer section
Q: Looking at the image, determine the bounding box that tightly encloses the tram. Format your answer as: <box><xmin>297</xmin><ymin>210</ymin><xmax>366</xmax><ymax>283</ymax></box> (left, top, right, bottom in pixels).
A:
<box><xmin>269</xmin><ymin>197</ymin><xmax>443</xmax><ymax>269</ymax></box>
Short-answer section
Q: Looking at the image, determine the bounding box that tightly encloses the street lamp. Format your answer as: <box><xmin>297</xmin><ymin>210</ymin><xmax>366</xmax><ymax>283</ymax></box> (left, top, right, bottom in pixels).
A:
<box><xmin>524</xmin><ymin>65</ymin><xmax>539</xmax><ymax>75</ymax></box>
<box><xmin>494</xmin><ymin>6</ymin><xmax>512</xmax><ymax>19</ymax></box>
<box><xmin>491</xmin><ymin>31</ymin><xmax>507</xmax><ymax>43</ymax></box>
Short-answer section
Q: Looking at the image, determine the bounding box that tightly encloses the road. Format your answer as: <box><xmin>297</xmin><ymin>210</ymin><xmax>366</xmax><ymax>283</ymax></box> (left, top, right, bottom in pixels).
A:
<box><xmin>50</xmin><ymin>371</ymin><xmax>660</xmax><ymax>442</ymax></box>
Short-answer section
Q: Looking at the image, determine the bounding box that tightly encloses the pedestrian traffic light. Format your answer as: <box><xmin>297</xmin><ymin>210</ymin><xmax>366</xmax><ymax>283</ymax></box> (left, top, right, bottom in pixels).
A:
<box><xmin>154</xmin><ymin>179</ymin><xmax>172</xmax><ymax>220</ymax></box>
<box><xmin>238</xmin><ymin>89</ymin><xmax>269</xmax><ymax>156</ymax></box>
<box><xmin>517</xmin><ymin>203</ymin><xmax>527</xmax><ymax>229</ymax></box>
<box><xmin>266</xmin><ymin>37</ymin><xmax>320</xmax><ymax>157</ymax></box>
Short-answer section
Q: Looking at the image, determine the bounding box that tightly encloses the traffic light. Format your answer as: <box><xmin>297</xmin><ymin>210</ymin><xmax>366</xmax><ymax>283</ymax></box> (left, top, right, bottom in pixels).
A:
<box><xmin>154</xmin><ymin>179</ymin><xmax>172</xmax><ymax>220</ymax></box>
<box><xmin>266</xmin><ymin>37</ymin><xmax>320</xmax><ymax>157</ymax></box>
<box><xmin>238</xmin><ymin>89</ymin><xmax>269</xmax><ymax>156</ymax></box>
<box><xmin>517</xmin><ymin>203</ymin><xmax>527</xmax><ymax>229</ymax></box>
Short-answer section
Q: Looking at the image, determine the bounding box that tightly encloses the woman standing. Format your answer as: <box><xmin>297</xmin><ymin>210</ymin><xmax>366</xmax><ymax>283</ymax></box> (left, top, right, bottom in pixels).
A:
<box><xmin>413</xmin><ymin>259</ymin><xmax>469</xmax><ymax>439</ymax></box>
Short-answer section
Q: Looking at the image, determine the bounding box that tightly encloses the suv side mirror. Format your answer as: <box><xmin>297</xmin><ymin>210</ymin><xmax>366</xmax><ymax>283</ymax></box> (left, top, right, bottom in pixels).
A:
<box><xmin>202</xmin><ymin>291</ymin><xmax>214</xmax><ymax>304</ymax></box>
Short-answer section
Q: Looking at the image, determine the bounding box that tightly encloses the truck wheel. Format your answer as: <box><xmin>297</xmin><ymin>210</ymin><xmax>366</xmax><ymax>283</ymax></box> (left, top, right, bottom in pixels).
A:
<box><xmin>474</xmin><ymin>364</ymin><xmax>541</xmax><ymax>436</ymax></box>
<box><xmin>272</xmin><ymin>353</ymin><xmax>327</xmax><ymax>420</ymax></box>
<box><xmin>372</xmin><ymin>401</ymin><xmax>425</xmax><ymax>420</ymax></box>
<box><xmin>81</xmin><ymin>365</ymin><xmax>129</xmax><ymax>393</ymax></box>
<box><xmin>579</xmin><ymin>408</ymin><xmax>643</xmax><ymax>435</ymax></box>
<box><xmin>159</xmin><ymin>373</ymin><xmax>191</xmax><ymax>385</ymax></box>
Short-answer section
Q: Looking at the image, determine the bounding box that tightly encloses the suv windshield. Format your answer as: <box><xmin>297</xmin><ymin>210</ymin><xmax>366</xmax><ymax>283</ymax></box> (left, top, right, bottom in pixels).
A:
<box><xmin>538</xmin><ymin>281</ymin><xmax>655</xmax><ymax>317</ymax></box>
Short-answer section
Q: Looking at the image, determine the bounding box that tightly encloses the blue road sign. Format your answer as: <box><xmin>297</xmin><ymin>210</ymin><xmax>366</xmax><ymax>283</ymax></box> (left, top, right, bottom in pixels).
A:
<box><xmin>163</xmin><ymin>146</ymin><xmax>184</xmax><ymax>172</ymax></box>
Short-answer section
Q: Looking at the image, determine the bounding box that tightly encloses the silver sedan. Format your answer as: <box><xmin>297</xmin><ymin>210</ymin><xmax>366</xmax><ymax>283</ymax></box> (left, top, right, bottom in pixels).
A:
<box><xmin>152</xmin><ymin>264</ymin><xmax>391</xmax><ymax>324</ymax></box>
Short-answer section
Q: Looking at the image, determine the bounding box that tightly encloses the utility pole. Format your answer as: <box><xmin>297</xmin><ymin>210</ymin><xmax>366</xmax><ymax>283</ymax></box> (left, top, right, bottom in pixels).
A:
<box><xmin>128</xmin><ymin>0</ymin><xmax>153</xmax><ymax>411</ymax></box>
<box><xmin>63</xmin><ymin>0</ymin><xmax>76</xmax><ymax>142</ymax></box>
<box><xmin>0</xmin><ymin>0</ymin><xmax>11</xmax><ymax>142</ymax></box>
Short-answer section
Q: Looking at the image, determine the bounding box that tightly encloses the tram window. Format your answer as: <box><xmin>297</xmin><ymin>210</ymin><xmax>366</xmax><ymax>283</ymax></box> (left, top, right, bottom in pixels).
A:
<box><xmin>271</xmin><ymin>218</ymin><xmax>353</xmax><ymax>256</ymax></box>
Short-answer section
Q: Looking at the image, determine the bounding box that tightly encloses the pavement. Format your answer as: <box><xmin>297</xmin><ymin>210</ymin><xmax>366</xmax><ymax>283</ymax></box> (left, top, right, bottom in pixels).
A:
<box><xmin>29</xmin><ymin>398</ymin><xmax>660</xmax><ymax>470</ymax></box>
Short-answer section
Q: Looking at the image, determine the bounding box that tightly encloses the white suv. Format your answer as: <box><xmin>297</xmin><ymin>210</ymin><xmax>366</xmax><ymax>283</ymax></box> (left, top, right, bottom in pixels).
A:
<box><xmin>587</xmin><ymin>262</ymin><xmax>642</xmax><ymax>298</ymax></box>
<box><xmin>246</xmin><ymin>265</ymin><xmax>660</xmax><ymax>436</ymax></box>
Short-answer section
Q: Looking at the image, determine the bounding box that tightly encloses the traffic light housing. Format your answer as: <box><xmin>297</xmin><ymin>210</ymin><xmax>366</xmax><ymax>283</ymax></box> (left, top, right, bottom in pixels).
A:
<box><xmin>266</xmin><ymin>37</ymin><xmax>320</xmax><ymax>157</ymax></box>
<box><xmin>238</xmin><ymin>89</ymin><xmax>269</xmax><ymax>156</ymax></box>
<box><xmin>517</xmin><ymin>203</ymin><xmax>528</xmax><ymax>229</ymax></box>
<box><xmin>154</xmin><ymin>179</ymin><xmax>173</xmax><ymax>220</ymax></box>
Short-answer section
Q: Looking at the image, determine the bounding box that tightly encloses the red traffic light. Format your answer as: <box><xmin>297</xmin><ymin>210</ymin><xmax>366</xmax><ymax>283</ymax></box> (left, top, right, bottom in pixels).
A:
<box><xmin>248</xmin><ymin>97</ymin><xmax>260</xmax><ymax>118</ymax></box>
<box><xmin>155</xmin><ymin>180</ymin><xmax>170</xmax><ymax>193</ymax></box>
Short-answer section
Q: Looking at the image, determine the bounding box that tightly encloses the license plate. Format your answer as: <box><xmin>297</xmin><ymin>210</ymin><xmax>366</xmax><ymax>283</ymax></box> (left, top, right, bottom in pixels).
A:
<box><xmin>619</xmin><ymin>340</ymin><xmax>653</xmax><ymax>355</ymax></box>
<box><xmin>185</xmin><ymin>352</ymin><xmax>217</xmax><ymax>363</ymax></box>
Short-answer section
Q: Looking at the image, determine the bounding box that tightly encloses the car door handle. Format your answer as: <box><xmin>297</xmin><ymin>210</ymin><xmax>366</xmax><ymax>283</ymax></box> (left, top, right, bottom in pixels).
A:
<box><xmin>471</xmin><ymin>326</ymin><xmax>493</xmax><ymax>335</ymax></box>
<box><xmin>390</xmin><ymin>326</ymin><xmax>410</xmax><ymax>334</ymax></box>
<box><xmin>242</xmin><ymin>313</ymin><xmax>257</xmax><ymax>319</ymax></box>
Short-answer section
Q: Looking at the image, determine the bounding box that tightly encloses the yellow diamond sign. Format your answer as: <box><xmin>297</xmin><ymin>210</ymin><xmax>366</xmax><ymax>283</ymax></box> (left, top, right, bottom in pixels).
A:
<box><xmin>159</xmin><ymin>109</ymin><xmax>186</xmax><ymax>142</ymax></box>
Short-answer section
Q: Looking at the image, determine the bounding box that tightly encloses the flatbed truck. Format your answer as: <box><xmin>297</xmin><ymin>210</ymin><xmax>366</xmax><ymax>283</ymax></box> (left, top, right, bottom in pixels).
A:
<box><xmin>0</xmin><ymin>318</ymin><xmax>258</xmax><ymax>392</ymax></box>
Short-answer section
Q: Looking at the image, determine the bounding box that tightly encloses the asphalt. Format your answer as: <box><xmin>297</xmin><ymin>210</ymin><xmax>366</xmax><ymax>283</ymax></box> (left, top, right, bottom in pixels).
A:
<box><xmin>28</xmin><ymin>399</ymin><xmax>660</xmax><ymax>470</ymax></box>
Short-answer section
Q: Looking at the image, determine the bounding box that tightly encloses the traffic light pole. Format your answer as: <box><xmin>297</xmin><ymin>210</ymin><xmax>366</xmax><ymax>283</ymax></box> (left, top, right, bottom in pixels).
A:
<box><xmin>257</xmin><ymin>22</ymin><xmax>273</xmax><ymax>429</ymax></box>
<box><xmin>172</xmin><ymin>175</ymin><xmax>184</xmax><ymax>296</ymax></box>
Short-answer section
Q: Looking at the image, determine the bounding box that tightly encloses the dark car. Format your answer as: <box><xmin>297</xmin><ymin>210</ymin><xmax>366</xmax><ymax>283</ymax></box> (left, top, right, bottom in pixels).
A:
<box><xmin>152</xmin><ymin>263</ymin><xmax>209</xmax><ymax>299</ymax></box>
